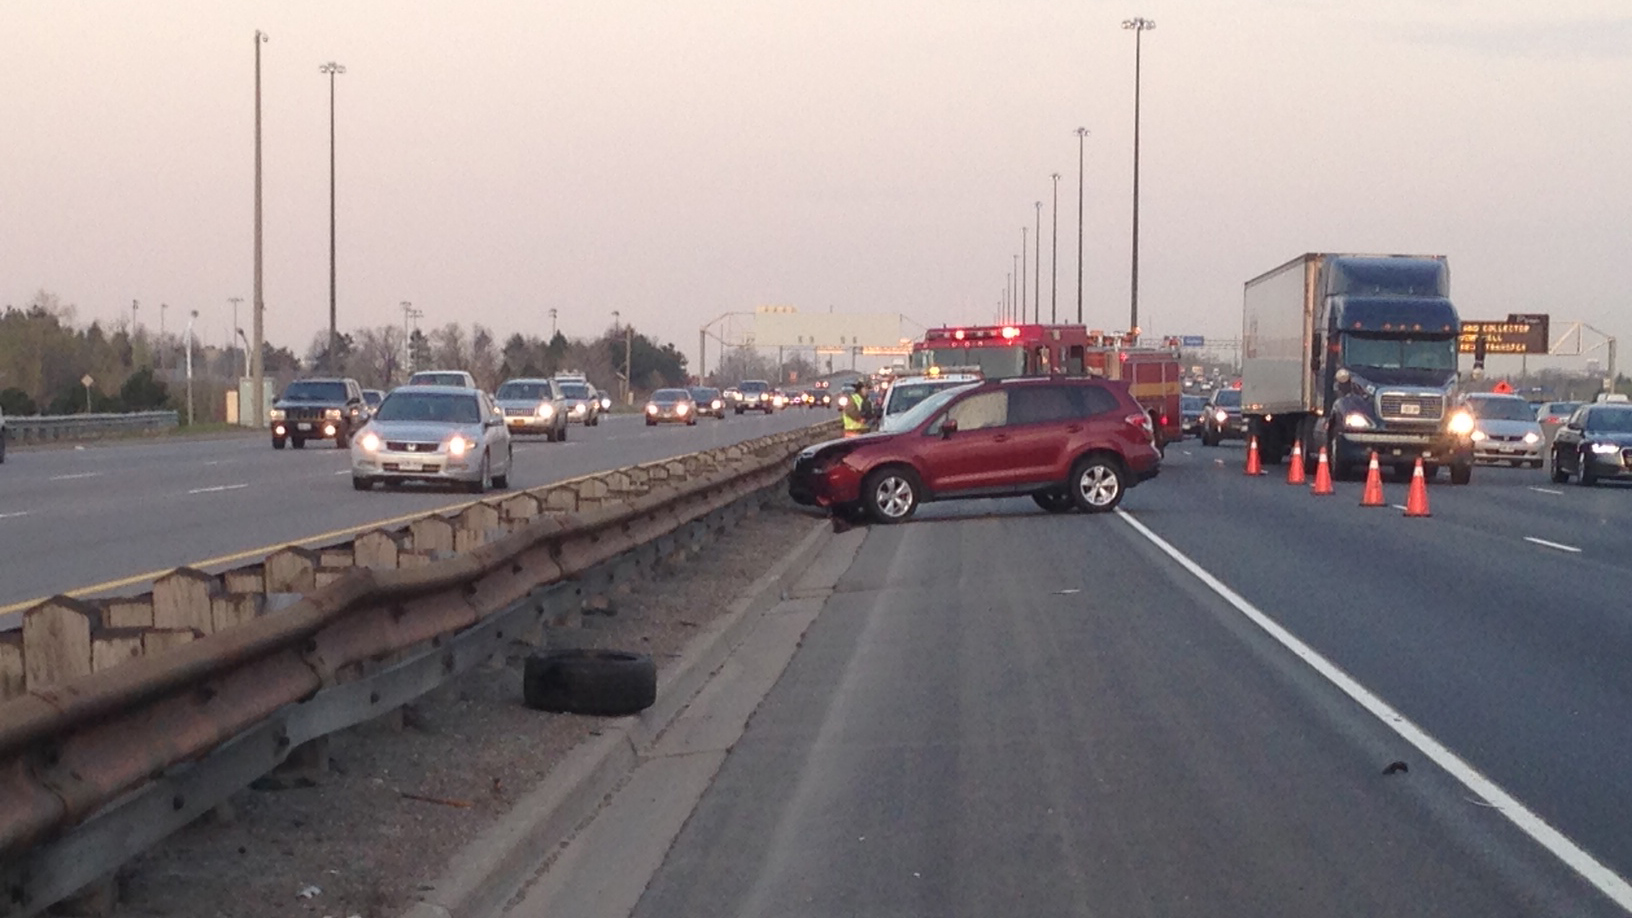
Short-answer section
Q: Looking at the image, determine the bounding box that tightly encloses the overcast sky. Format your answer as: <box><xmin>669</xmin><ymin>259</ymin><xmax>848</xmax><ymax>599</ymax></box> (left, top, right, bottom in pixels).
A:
<box><xmin>2</xmin><ymin>0</ymin><xmax>1627</xmax><ymax>372</ymax></box>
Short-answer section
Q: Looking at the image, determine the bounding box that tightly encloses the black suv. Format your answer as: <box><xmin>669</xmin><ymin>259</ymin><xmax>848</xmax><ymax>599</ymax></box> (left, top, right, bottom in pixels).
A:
<box><xmin>270</xmin><ymin>377</ymin><xmax>368</xmax><ymax>449</ymax></box>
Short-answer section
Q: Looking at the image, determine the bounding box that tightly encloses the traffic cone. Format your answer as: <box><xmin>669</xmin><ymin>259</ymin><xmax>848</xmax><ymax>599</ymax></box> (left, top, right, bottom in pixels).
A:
<box><xmin>1359</xmin><ymin>451</ymin><xmax>1386</xmax><ymax>507</ymax></box>
<box><xmin>1403</xmin><ymin>457</ymin><xmax>1432</xmax><ymax>517</ymax></box>
<box><xmin>1286</xmin><ymin>439</ymin><xmax>1306</xmax><ymax>485</ymax></box>
<box><xmin>1310</xmin><ymin>446</ymin><xmax>1335</xmax><ymax>495</ymax></box>
<box><xmin>1244</xmin><ymin>436</ymin><xmax>1264</xmax><ymax>476</ymax></box>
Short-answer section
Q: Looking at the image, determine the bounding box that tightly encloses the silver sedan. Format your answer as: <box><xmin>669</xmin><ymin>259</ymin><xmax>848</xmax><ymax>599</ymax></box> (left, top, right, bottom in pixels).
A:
<box><xmin>350</xmin><ymin>386</ymin><xmax>513</xmax><ymax>492</ymax></box>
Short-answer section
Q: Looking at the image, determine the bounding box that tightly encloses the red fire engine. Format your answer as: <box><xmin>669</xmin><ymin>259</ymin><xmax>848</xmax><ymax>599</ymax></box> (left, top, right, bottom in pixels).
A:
<box><xmin>910</xmin><ymin>323</ymin><xmax>1183</xmax><ymax>447</ymax></box>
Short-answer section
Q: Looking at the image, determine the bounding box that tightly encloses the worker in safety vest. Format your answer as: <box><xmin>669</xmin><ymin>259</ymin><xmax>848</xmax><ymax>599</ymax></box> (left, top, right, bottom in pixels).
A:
<box><xmin>841</xmin><ymin>379</ymin><xmax>872</xmax><ymax>436</ymax></box>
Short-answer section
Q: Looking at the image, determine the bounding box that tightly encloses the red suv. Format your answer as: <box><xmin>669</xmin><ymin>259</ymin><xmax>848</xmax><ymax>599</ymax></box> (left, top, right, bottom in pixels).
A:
<box><xmin>789</xmin><ymin>377</ymin><xmax>1160</xmax><ymax>521</ymax></box>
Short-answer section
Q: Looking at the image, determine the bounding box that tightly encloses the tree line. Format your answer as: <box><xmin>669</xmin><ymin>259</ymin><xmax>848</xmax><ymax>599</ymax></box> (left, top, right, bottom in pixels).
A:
<box><xmin>0</xmin><ymin>289</ymin><xmax>692</xmax><ymax>420</ymax></box>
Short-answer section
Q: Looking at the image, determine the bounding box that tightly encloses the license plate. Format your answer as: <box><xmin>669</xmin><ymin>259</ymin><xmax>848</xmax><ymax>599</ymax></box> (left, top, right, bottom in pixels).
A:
<box><xmin>1500</xmin><ymin>446</ymin><xmax>1517</xmax><ymax>453</ymax></box>
<box><xmin>397</xmin><ymin>461</ymin><xmax>422</xmax><ymax>471</ymax></box>
<box><xmin>297</xmin><ymin>422</ymin><xmax>313</xmax><ymax>431</ymax></box>
<box><xmin>1400</xmin><ymin>403</ymin><xmax>1421</xmax><ymax>416</ymax></box>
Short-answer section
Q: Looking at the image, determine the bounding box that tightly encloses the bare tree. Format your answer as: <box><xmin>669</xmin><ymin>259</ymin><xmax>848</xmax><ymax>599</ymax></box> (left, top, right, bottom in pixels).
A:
<box><xmin>428</xmin><ymin>322</ymin><xmax>471</xmax><ymax>370</ymax></box>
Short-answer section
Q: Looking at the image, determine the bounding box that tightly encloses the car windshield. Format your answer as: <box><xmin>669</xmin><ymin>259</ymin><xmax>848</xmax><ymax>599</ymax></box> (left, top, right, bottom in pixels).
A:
<box><xmin>1212</xmin><ymin>389</ymin><xmax>1241</xmax><ymax>408</ymax></box>
<box><xmin>880</xmin><ymin>383</ymin><xmax>981</xmax><ymax>433</ymax></box>
<box><xmin>363</xmin><ymin>391</ymin><xmax>383</xmax><ymax>407</ymax></box>
<box><xmin>690</xmin><ymin>388</ymin><xmax>719</xmax><ymax>401</ymax></box>
<box><xmin>1585</xmin><ymin>408</ymin><xmax>1632</xmax><ymax>433</ymax></box>
<box><xmin>282</xmin><ymin>381</ymin><xmax>347</xmax><ymax>401</ymax></box>
<box><xmin>1342</xmin><ymin>334</ymin><xmax>1458</xmax><ymax>371</ymax></box>
<box><xmin>410</xmin><ymin>373</ymin><xmax>469</xmax><ymax>387</ymax></box>
<box><xmin>1469</xmin><ymin>398</ymin><xmax>1535</xmax><ymax>421</ymax></box>
<box><xmin>652</xmin><ymin>389</ymin><xmax>688</xmax><ymax>401</ymax></box>
<box><xmin>1541</xmin><ymin>402</ymin><xmax>1579</xmax><ymax>417</ymax></box>
<box><xmin>559</xmin><ymin>383</ymin><xmax>590</xmax><ymax>398</ymax></box>
<box><xmin>1181</xmin><ymin>395</ymin><xmax>1205</xmax><ymax>411</ymax></box>
<box><xmin>886</xmin><ymin>381</ymin><xmax>964</xmax><ymax>416</ymax></box>
<box><xmin>497</xmin><ymin>382</ymin><xmax>550</xmax><ymax>400</ymax></box>
<box><xmin>739</xmin><ymin>381</ymin><xmax>770</xmax><ymax>393</ymax></box>
<box><xmin>375</xmin><ymin>392</ymin><xmax>482</xmax><ymax>424</ymax></box>
<box><xmin>917</xmin><ymin>347</ymin><xmax>1026</xmax><ymax>379</ymax></box>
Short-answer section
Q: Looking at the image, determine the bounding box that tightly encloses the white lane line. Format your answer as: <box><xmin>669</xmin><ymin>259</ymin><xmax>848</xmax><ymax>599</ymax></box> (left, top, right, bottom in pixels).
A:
<box><xmin>49</xmin><ymin>472</ymin><xmax>102</xmax><ymax>481</ymax></box>
<box><xmin>0</xmin><ymin>511</ymin><xmax>30</xmax><ymax>520</ymax></box>
<box><xmin>1391</xmin><ymin>504</ymin><xmax>1407</xmax><ymax>511</ymax></box>
<box><xmin>1524</xmin><ymin>537</ymin><xmax>1582</xmax><ymax>554</ymax></box>
<box><xmin>1115</xmin><ymin>508</ymin><xmax>1632</xmax><ymax>909</ymax></box>
<box><xmin>334</xmin><ymin>470</ymin><xmax>351</xmax><ymax>476</ymax></box>
<box><xmin>1529</xmin><ymin>487</ymin><xmax>1565</xmax><ymax>496</ymax></box>
<box><xmin>187</xmin><ymin>484</ymin><xmax>249</xmax><ymax>495</ymax></box>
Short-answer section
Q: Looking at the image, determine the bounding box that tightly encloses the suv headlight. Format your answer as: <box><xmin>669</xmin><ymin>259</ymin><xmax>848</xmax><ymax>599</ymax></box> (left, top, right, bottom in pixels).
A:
<box><xmin>447</xmin><ymin>435</ymin><xmax>471</xmax><ymax>456</ymax></box>
<box><xmin>537</xmin><ymin>403</ymin><xmax>555</xmax><ymax>417</ymax></box>
<box><xmin>1214</xmin><ymin>409</ymin><xmax>1228</xmax><ymax>424</ymax></box>
<box><xmin>1344</xmin><ymin>412</ymin><xmax>1374</xmax><ymax>430</ymax></box>
<box><xmin>269</xmin><ymin>408</ymin><xmax>286</xmax><ymax>421</ymax></box>
<box><xmin>324</xmin><ymin>408</ymin><xmax>343</xmax><ymax>420</ymax></box>
<box><xmin>359</xmin><ymin>431</ymin><xmax>381</xmax><ymax>452</ymax></box>
<box><xmin>1590</xmin><ymin>442</ymin><xmax>1620</xmax><ymax>454</ymax></box>
<box><xmin>1447</xmin><ymin>410</ymin><xmax>1475</xmax><ymax>436</ymax></box>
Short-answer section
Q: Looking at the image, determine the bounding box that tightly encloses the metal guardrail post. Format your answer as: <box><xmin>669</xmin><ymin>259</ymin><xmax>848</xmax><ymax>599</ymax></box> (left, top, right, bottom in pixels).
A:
<box><xmin>5</xmin><ymin>412</ymin><xmax>180</xmax><ymax>444</ymax></box>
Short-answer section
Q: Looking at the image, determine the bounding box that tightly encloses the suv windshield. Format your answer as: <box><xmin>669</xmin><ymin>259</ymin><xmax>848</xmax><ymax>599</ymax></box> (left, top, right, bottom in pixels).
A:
<box><xmin>739</xmin><ymin>381</ymin><xmax>770</xmax><ymax>394</ymax></box>
<box><xmin>497</xmin><ymin>382</ymin><xmax>551</xmax><ymax>400</ymax></box>
<box><xmin>283</xmin><ymin>381</ymin><xmax>347</xmax><ymax>401</ymax></box>
<box><xmin>880</xmin><ymin>383</ymin><xmax>981</xmax><ymax>433</ymax></box>
<box><xmin>1212</xmin><ymin>389</ymin><xmax>1241</xmax><ymax>408</ymax></box>
<box><xmin>375</xmin><ymin>392</ymin><xmax>482</xmax><ymax>424</ymax></box>
<box><xmin>559</xmin><ymin>383</ymin><xmax>590</xmax><ymax>399</ymax></box>
<box><xmin>1469</xmin><ymin>397</ymin><xmax>1535</xmax><ymax>421</ymax></box>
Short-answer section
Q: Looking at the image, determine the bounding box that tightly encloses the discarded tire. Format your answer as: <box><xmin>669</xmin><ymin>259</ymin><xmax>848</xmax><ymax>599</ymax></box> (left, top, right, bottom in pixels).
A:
<box><xmin>523</xmin><ymin>649</ymin><xmax>658</xmax><ymax>717</ymax></box>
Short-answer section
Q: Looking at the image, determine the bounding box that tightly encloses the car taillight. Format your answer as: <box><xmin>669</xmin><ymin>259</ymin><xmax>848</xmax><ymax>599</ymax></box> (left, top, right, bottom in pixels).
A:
<box><xmin>1126</xmin><ymin>412</ymin><xmax>1154</xmax><ymax>440</ymax></box>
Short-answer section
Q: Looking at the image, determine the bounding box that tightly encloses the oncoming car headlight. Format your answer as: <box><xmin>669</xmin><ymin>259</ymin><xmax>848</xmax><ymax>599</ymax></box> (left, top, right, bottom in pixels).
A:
<box><xmin>537</xmin><ymin>403</ymin><xmax>555</xmax><ymax>417</ymax></box>
<box><xmin>1470</xmin><ymin>430</ymin><xmax>1487</xmax><ymax>441</ymax></box>
<box><xmin>646</xmin><ymin>403</ymin><xmax>659</xmax><ymax>415</ymax></box>
<box><xmin>1447</xmin><ymin>410</ymin><xmax>1475</xmax><ymax>436</ymax></box>
<box><xmin>1590</xmin><ymin>442</ymin><xmax>1620</xmax><ymax>454</ymax></box>
<box><xmin>447</xmin><ymin>435</ymin><xmax>471</xmax><ymax>457</ymax></box>
<box><xmin>1344</xmin><ymin>412</ymin><xmax>1373</xmax><ymax>430</ymax></box>
<box><xmin>360</xmin><ymin>431</ymin><xmax>381</xmax><ymax>452</ymax></box>
<box><xmin>712</xmin><ymin>399</ymin><xmax>723</xmax><ymax>410</ymax></box>
<box><xmin>1523</xmin><ymin>431</ymin><xmax>1540</xmax><ymax>444</ymax></box>
<box><xmin>1214</xmin><ymin>409</ymin><xmax>1228</xmax><ymax>424</ymax></box>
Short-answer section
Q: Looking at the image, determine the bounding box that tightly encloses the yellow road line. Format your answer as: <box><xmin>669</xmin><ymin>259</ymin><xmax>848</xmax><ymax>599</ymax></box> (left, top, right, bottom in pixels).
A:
<box><xmin>0</xmin><ymin>499</ymin><xmax>483</xmax><ymax>618</ymax></box>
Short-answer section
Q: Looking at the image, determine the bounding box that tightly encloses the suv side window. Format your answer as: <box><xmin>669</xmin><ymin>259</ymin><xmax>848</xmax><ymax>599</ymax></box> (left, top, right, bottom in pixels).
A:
<box><xmin>943</xmin><ymin>390</ymin><xmax>1009</xmax><ymax>431</ymax></box>
<box><xmin>1009</xmin><ymin>386</ymin><xmax>1078</xmax><ymax>425</ymax></box>
<box><xmin>1067</xmin><ymin>384</ymin><xmax>1120</xmax><ymax>417</ymax></box>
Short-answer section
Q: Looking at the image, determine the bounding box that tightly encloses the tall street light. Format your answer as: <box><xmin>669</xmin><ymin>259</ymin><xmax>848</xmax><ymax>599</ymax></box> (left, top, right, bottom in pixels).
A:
<box><xmin>1020</xmin><ymin>227</ymin><xmax>1028</xmax><ymax>323</ymax></box>
<box><xmin>320</xmin><ymin>61</ymin><xmax>346</xmax><ymax>371</ymax></box>
<box><xmin>252</xmin><ymin>29</ymin><xmax>269</xmax><ymax>430</ymax></box>
<box><xmin>1011</xmin><ymin>255</ymin><xmax>1018</xmax><ymax>323</ymax></box>
<box><xmin>1122</xmin><ymin>16</ymin><xmax>1155</xmax><ymax>339</ymax></box>
<box><xmin>1033</xmin><ymin>202</ymin><xmax>1042</xmax><ymax>324</ymax></box>
<box><xmin>1050</xmin><ymin>174</ymin><xmax>1060</xmax><ymax>323</ymax></box>
<box><xmin>1075</xmin><ymin>127</ymin><xmax>1088</xmax><ymax>325</ymax></box>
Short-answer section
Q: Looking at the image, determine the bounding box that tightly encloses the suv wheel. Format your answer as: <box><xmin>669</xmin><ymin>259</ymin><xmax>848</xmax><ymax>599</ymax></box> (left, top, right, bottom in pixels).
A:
<box><xmin>862</xmin><ymin>467</ymin><xmax>920</xmax><ymax>523</ymax></box>
<box><xmin>272</xmin><ymin>435</ymin><xmax>286</xmax><ymax>450</ymax></box>
<box><xmin>1069</xmin><ymin>455</ymin><xmax>1125</xmax><ymax>513</ymax></box>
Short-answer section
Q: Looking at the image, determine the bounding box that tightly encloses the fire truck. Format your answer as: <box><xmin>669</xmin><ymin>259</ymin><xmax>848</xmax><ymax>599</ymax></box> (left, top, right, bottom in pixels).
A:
<box><xmin>910</xmin><ymin>323</ymin><xmax>1184</xmax><ymax>447</ymax></box>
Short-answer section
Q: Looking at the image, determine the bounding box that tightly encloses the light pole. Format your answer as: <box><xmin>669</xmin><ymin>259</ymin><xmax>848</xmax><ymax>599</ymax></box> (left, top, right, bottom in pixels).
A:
<box><xmin>548</xmin><ymin>307</ymin><xmax>558</xmax><ymax>338</ymax></box>
<box><xmin>1050</xmin><ymin>174</ymin><xmax>1060</xmax><ymax>323</ymax></box>
<box><xmin>320</xmin><ymin>61</ymin><xmax>346</xmax><ymax>371</ymax></box>
<box><xmin>159</xmin><ymin>303</ymin><xmax>168</xmax><ymax>368</ymax></box>
<box><xmin>1075</xmin><ymin>127</ymin><xmax>1088</xmax><ymax>325</ymax></box>
<box><xmin>1011</xmin><ymin>255</ymin><xmax>1018</xmax><ymax>323</ymax></box>
<box><xmin>1122</xmin><ymin>16</ymin><xmax>1155</xmax><ymax>338</ymax></box>
<box><xmin>228</xmin><ymin>297</ymin><xmax>244</xmax><ymax>379</ymax></box>
<box><xmin>1034</xmin><ymin>202</ymin><xmax>1042</xmax><ymax>323</ymax></box>
<box><xmin>401</xmin><ymin>301</ymin><xmax>421</xmax><ymax>380</ymax></box>
<box><xmin>1021</xmin><ymin>228</ymin><xmax>1029</xmax><ymax>323</ymax></box>
<box><xmin>185</xmin><ymin>310</ymin><xmax>198</xmax><ymax>426</ymax></box>
<box><xmin>252</xmin><ymin>29</ymin><xmax>269</xmax><ymax>430</ymax></box>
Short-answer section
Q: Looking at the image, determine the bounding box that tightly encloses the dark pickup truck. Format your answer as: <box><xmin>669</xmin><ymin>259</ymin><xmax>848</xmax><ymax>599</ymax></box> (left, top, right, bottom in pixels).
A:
<box><xmin>269</xmin><ymin>377</ymin><xmax>369</xmax><ymax>449</ymax></box>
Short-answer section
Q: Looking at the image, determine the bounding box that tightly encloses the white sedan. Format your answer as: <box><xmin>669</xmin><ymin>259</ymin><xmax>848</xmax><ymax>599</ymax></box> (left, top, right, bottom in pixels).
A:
<box><xmin>350</xmin><ymin>386</ymin><xmax>513</xmax><ymax>492</ymax></box>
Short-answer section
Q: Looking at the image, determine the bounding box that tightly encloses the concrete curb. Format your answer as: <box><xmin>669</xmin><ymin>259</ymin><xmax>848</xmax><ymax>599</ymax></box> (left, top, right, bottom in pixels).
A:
<box><xmin>401</xmin><ymin>508</ymin><xmax>835</xmax><ymax>918</ymax></box>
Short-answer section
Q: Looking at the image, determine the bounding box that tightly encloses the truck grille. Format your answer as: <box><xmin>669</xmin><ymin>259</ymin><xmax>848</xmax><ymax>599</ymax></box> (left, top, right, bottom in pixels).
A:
<box><xmin>1378</xmin><ymin>393</ymin><xmax>1444</xmax><ymax>422</ymax></box>
<box><xmin>285</xmin><ymin>406</ymin><xmax>325</xmax><ymax>421</ymax></box>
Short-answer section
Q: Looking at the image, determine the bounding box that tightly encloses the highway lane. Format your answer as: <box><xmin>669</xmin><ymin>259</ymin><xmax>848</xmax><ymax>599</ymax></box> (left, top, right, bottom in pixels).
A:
<box><xmin>0</xmin><ymin>409</ymin><xmax>833</xmax><ymax>621</ymax></box>
<box><xmin>612</xmin><ymin>453</ymin><xmax>1629</xmax><ymax>916</ymax></box>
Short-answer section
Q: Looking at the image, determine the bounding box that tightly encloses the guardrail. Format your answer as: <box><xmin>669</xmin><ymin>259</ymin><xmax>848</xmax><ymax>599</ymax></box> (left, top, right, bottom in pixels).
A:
<box><xmin>0</xmin><ymin>420</ymin><xmax>835</xmax><ymax>916</ymax></box>
<box><xmin>2</xmin><ymin>411</ymin><xmax>179</xmax><ymax>443</ymax></box>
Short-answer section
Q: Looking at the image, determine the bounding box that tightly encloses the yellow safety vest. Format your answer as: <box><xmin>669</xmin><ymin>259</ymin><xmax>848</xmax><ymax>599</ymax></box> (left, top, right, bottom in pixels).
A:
<box><xmin>842</xmin><ymin>392</ymin><xmax>869</xmax><ymax>432</ymax></box>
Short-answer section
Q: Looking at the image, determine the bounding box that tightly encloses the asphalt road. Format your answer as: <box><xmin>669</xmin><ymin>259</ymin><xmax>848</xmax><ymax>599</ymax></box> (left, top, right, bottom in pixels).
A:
<box><xmin>0</xmin><ymin>409</ymin><xmax>832</xmax><ymax>623</ymax></box>
<box><xmin>572</xmin><ymin>442</ymin><xmax>1632</xmax><ymax>916</ymax></box>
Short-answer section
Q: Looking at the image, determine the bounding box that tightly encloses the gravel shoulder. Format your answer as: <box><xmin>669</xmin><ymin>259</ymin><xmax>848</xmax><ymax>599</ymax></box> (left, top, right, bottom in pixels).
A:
<box><xmin>111</xmin><ymin>492</ymin><xmax>823</xmax><ymax>918</ymax></box>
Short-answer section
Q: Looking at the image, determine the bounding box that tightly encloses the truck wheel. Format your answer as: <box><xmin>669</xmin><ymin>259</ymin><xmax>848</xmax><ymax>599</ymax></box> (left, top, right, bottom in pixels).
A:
<box><xmin>291</xmin><ymin>436</ymin><xmax>306</xmax><ymax>450</ymax></box>
<box><xmin>1069</xmin><ymin>455</ymin><xmax>1125</xmax><ymax>513</ymax></box>
<box><xmin>1449</xmin><ymin>463</ymin><xmax>1472</xmax><ymax>485</ymax></box>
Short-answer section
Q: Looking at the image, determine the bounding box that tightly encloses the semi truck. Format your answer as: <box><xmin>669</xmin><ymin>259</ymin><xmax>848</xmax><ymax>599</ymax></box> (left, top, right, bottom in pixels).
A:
<box><xmin>1240</xmin><ymin>253</ymin><xmax>1475</xmax><ymax>483</ymax></box>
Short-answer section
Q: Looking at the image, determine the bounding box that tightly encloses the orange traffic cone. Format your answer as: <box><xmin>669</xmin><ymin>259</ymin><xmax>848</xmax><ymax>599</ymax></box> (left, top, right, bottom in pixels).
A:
<box><xmin>1286</xmin><ymin>439</ymin><xmax>1306</xmax><ymax>485</ymax></box>
<box><xmin>1310</xmin><ymin>446</ymin><xmax>1335</xmax><ymax>495</ymax></box>
<box><xmin>1244</xmin><ymin>436</ymin><xmax>1264</xmax><ymax>476</ymax></box>
<box><xmin>1359</xmin><ymin>451</ymin><xmax>1386</xmax><ymax>507</ymax></box>
<box><xmin>1403</xmin><ymin>457</ymin><xmax>1432</xmax><ymax>517</ymax></box>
